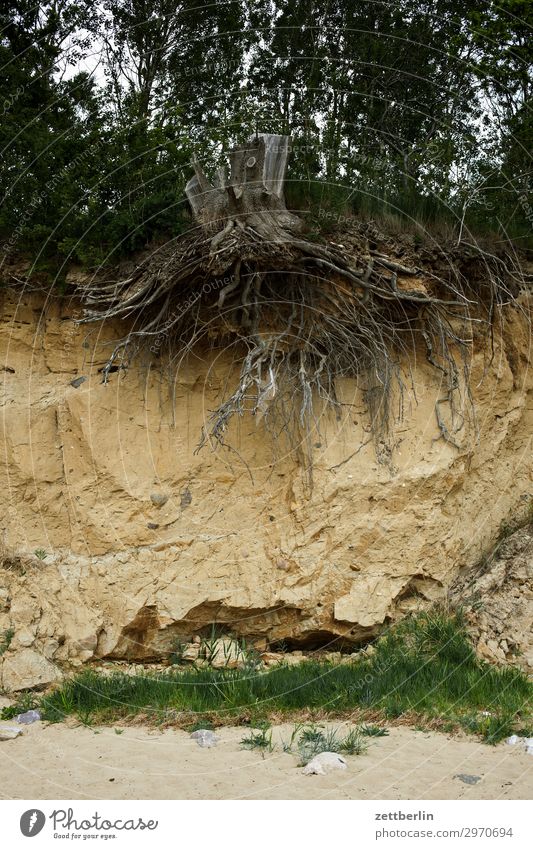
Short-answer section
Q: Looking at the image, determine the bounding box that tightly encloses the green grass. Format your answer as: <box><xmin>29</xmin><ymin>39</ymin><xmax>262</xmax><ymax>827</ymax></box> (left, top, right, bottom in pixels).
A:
<box><xmin>241</xmin><ymin>722</ymin><xmax>367</xmax><ymax>763</ymax></box>
<box><xmin>297</xmin><ymin>724</ymin><xmax>349</xmax><ymax>763</ymax></box>
<box><xmin>4</xmin><ymin>611</ymin><xmax>530</xmax><ymax>744</ymax></box>
<box><xmin>360</xmin><ymin>724</ymin><xmax>389</xmax><ymax>738</ymax></box>
<box><xmin>292</xmin><ymin>724</ymin><xmax>367</xmax><ymax>764</ymax></box>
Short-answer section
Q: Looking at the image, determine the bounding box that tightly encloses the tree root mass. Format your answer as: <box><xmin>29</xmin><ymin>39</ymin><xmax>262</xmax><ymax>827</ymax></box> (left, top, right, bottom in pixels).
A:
<box><xmin>77</xmin><ymin>134</ymin><xmax>522</xmax><ymax>468</ymax></box>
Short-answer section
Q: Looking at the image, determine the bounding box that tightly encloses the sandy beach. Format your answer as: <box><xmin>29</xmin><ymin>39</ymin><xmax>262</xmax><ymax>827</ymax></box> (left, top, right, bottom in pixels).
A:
<box><xmin>0</xmin><ymin>720</ymin><xmax>531</xmax><ymax>800</ymax></box>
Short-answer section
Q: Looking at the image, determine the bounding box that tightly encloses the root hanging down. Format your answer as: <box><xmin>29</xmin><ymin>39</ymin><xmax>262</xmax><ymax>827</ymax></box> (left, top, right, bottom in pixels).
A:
<box><xmin>76</xmin><ymin>133</ymin><xmax>521</xmax><ymax>469</ymax></box>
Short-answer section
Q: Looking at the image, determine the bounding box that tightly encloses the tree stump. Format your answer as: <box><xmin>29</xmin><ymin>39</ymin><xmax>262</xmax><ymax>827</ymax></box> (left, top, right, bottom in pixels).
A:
<box><xmin>185</xmin><ymin>133</ymin><xmax>303</xmax><ymax>240</ymax></box>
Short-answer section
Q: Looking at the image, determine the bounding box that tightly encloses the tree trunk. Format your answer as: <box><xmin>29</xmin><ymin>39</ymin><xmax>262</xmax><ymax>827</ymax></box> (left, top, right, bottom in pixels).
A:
<box><xmin>185</xmin><ymin>133</ymin><xmax>303</xmax><ymax>240</ymax></box>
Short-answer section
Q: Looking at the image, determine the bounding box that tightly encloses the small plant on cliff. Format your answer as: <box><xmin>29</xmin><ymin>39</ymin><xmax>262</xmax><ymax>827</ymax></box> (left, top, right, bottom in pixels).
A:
<box><xmin>169</xmin><ymin>638</ymin><xmax>188</xmax><ymax>665</ymax></box>
<box><xmin>237</xmin><ymin>638</ymin><xmax>262</xmax><ymax>672</ymax></box>
<box><xmin>0</xmin><ymin>536</ymin><xmax>30</xmax><ymax>575</ymax></box>
<box><xmin>33</xmin><ymin>549</ymin><xmax>47</xmax><ymax>561</ymax></box>
<box><xmin>0</xmin><ymin>628</ymin><xmax>14</xmax><ymax>656</ymax></box>
<box><xmin>201</xmin><ymin>625</ymin><xmax>225</xmax><ymax>663</ymax></box>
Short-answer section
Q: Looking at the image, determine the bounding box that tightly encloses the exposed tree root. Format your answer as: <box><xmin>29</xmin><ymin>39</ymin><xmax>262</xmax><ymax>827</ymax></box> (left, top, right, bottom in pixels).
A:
<box><xmin>76</xmin><ymin>134</ymin><xmax>521</xmax><ymax>473</ymax></box>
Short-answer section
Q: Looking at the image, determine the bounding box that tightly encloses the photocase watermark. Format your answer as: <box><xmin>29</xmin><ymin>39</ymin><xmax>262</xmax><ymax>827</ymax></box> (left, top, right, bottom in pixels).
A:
<box><xmin>518</xmin><ymin>193</ymin><xmax>533</xmax><ymax>229</ymax></box>
<box><xmin>1</xmin><ymin>138</ymin><xmax>106</xmax><ymax>259</ymax></box>
<box><xmin>346</xmin><ymin>654</ymin><xmax>392</xmax><ymax>696</ymax></box>
<box><xmin>2</xmin><ymin>85</ymin><xmax>25</xmax><ymax>116</ymax></box>
<box><xmin>316</xmin><ymin>207</ymin><xmax>353</xmax><ymax>226</ymax></box>
<box><xmin>184</xmin><ymin>57</ymin><xmax>243</xmax><ymax>78</ymax></box>
<box><xmin>150</xmin><ymin>274</ymin><xmax>234</xmax><ymax>353</ymax></box>
<box><xmin>20</xmin><ymin>809</ymin><xmax>46</xmax><ymax>837</ymax></box>
<box><xmin>19</xmin><ymin>806</ymin><xmax>159</xmax><ymax>839</ymax></box>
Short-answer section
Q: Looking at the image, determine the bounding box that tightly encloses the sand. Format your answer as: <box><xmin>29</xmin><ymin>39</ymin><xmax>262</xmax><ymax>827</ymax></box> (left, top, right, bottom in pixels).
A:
<box><xmin>0</xmin><ymin>720</ymin><xmax>531</xmax><ymax>800</ymax></box>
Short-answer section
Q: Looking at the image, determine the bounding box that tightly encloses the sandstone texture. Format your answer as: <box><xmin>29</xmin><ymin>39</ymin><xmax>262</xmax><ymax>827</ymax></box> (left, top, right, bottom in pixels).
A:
<box><xmin>451</xmin><ymin>524</ymin><xmax>533</xmax><ymax>669</ymax></box>
<box><xmin>0</xmin><ymin>287</ymin><xmax>532</xmax><ymax>690</ymax></box>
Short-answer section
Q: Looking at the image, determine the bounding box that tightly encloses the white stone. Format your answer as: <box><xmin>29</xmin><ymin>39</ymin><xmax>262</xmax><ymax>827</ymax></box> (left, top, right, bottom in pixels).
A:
<box><xmin>0</xmin><ymin>726</ymin><xmax>23</xmax><ymax>740</ymax></box>
<box><xmin>209</xmin><ymin>639</ymin><xmax>245</xmax><ymax>669</ymax></box>
<box><xmin>150</xmin><ymin>493</ymin><xmax>168</xmax><ymax>507</ymax></box>
<box><xmin>190</xmin><ymin>729</ymin><xmax>219</xmax><ymax>748</ymax></box>
<box><xmin>1</xmin><ymin>649</ymin><xmax>62</xmax><ymax>692</ymax></box>
<box><xmin>181</xmin><ymin>644</ymin><xmax>200</xmax><ymax>662</ymax></box>
<box><xmin>303</xmin><ymin>752</ymin><xmax>347</xmax><ymax>775</ymax></box>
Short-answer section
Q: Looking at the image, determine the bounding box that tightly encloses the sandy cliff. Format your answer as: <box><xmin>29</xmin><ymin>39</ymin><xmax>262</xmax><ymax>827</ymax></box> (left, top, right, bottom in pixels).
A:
<box><xmin>0</xmin><ymin>286</ymin><xmax>532</xmax><ymax>690</ymax></box>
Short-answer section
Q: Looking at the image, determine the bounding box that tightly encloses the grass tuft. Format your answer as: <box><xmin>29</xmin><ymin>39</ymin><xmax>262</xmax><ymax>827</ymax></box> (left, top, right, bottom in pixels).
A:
<box><xmin>360</xmin><ymin>724</ymin><xmax>389</xmax><ymax>737</ymax></box>
<box><xmin>240</xmin><ymin>725</ymin><xmax>273</xmax><ymax>753</ymax></box>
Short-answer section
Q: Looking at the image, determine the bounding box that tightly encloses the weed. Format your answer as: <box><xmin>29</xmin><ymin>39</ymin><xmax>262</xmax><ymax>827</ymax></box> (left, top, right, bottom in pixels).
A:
<box><xmin>281</xmin><ymin>723</ymin><xmax>303</xmax><ymax>753</ymax></box>
<box><xmin>33</xmin><ymin>549</ymin><xmax>47</xmax><ymax>561</ymax></box>
<box><xmin>240</xmin><ymin>725</ymin><xmax>273</xmax><ymax>753</ymax></box>
<box><xmin>295</xmin><ymin>724</ymin><xmax>367</xmax><ymax>763</ymax></box>
<box><xmin>237</xmin><ymin>638</ymin><xmax>262</xmax><ymax>672</ymax></box>
<box><xmin>77</xmin><ymin>709</ymin><xmax>94</xmax><ymax>727</ymax></box>
<box><xmin>297</xmin><ymin>723</ymin><xmax>337</xmax><ymax>763</ymax></box>
<box><xmin>360</xmin><ymin>724</ymin><xmax>389</xmax><ymax>737</ymax></box>
<box><xmin>0</xmin><ymin>628</ymin><xmax>14</xmax><ymax>656</ymax></box>
<box><xmin>0</xmin><ymin>536</ymin><xmax>29</xmax><ymax>574</ymax></box>
<box><xmin>0</xmin><ymin>690</ymin><xmax>36</xmax><ymax>720</ymax></box>
<box><xmin>338</xmin><ymin>728</ymin><xmax>367</xmax><ymax>755</ymax></box>
<box><xmin>514</xmin><ymin>725</ymin><xmax>533</xmax><ymax>738</ymax></box>
<box><xmin>459</xmin><ymin>713</ymin><xmax>514</xmax><ymax>745</ymax></box>
<box><xmin>200</xmin><ymin>625</ymin><xmax>224</xmax><ymax>663</ymax></box>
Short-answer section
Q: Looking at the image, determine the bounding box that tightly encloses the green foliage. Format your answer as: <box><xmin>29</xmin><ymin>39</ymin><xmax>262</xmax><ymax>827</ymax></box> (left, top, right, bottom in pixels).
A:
<box><xmin>0</xmin><ymin>690</ymin><xmax>36</xmax><ymax>719</ymax></box>
<box><xmin>169</xmin><ymin>637</ymin><xmax>188</xmax><ymax>665</ymax></box>
<box><xmin>459</xmin><ymin>713</ymin><xmax>515</xmax><ymax>745</ymax></box>
<box><xmin>34</xmin><ymin>611</ymin><xmax>532</xmax><ymax>744</ymax></box>
<box><xmin>240</xmin><ymin>722</ymin><xmax>367</xmax><ymax>761</ymax></box>
<box><xmin>240</xmin><ymin>725</ymin><xmax>274</xmax><ymax>753</ymax></box>
<box><xmin>379</xmin><ymin>608</ymin><xmax>477</xmax><ymax>668</ymax></box>
<box><xmin>360</xmin><ymin>724</ymin><xmax>389</xmax><ymax>738</ymax></box>
<box><xmin>1</xmin><ymin>0</ymin><xmax>531</xmax><ymax>267</ymax></box>
<box><xmin>294</xmin><ymin>724</ymin><xmax>367</xmax><ymax>763</ymax></box>
<box><xmin>337</xmin><ymin>728</ymin><xmax>367</xmax><ymax>755</ymax></box>
<box><xmin>276</xmin><ymin>724</ymin><xmax>368</xmax><ymax>763</ymax></box>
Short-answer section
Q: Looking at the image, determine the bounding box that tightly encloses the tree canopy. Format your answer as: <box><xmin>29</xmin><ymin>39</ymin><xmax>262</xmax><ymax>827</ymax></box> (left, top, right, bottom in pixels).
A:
<box><xmin>1</xmin><ymin>0</ymin><xmax>531</xmax><ymax>275</ymax></box>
